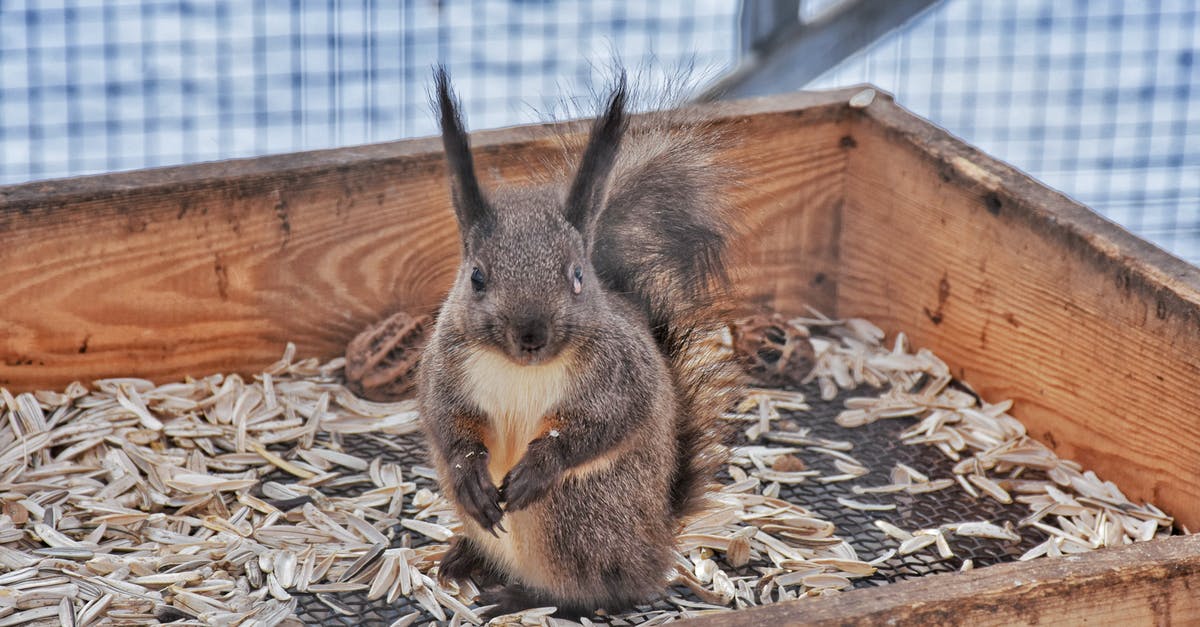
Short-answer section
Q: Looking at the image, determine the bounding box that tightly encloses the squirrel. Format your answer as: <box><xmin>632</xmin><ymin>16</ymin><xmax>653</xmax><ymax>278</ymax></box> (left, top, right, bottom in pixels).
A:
<box><xmin>417</xmin><ymin>67</ymin><xmax>739</xmax><ymax>616</ymax></box>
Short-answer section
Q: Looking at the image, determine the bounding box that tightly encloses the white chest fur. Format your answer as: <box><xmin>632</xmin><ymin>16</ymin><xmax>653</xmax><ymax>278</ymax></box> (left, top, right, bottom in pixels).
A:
<box><xmin>459</xmin><ymin>348</ymin><xmax>574</xmax><ymax>578</ymax></box>
<box><xmin>461</xmin><ymin>348</ymin><xmax>574</xmax><ymax>484</ymax></box>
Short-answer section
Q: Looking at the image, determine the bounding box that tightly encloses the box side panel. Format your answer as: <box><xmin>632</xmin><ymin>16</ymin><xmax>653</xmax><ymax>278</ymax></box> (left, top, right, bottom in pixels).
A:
<box><xmin>838</xmin><ymin>102</ymin><xmax>1200</xmax><ymax>528</ymax></box>
<box><xmin>687</xmin><ymin>534</ymin><xmax>1200</xmax><ymax>626</ymax></box>
<box><xmin>0</xmin><ymin>100</ymin><xmax>851</xmax><ymax>390</ymax></box>
<box><xmin>725</xmin><ymin>116</ymin><xmax>848</xmax><ymax>317</ymax></box>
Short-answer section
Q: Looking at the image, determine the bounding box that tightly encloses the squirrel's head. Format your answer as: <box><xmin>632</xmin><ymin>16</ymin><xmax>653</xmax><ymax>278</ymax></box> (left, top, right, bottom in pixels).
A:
<box><xmin>434</xmin><ymin>68</ymin><xmax>628</xmax><ymax>366</ymax></box>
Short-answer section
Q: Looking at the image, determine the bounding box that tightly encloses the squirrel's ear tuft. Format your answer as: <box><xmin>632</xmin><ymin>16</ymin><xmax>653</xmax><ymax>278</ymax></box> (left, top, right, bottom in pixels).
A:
<box><xmin>564</xmin><ymin>73</ymin><xmax>629</xmax><ymax>243</ymax></box>
<box><xmin>434</xmin><ymin>66</ymin><xmax>494</xmax><ymax>236</ymax></box>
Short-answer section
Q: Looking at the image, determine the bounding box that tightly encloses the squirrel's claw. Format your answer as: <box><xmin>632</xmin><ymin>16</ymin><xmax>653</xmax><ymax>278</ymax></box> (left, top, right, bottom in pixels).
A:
<box><xmin>455</xmin><ymin>454</ymin><xmax>505</xmax><ymax>534</ymax></box>
<box><xmin>500</xmin><ymin>452</ymin><xmax>561</xmax><ymax>513</ymax></box>
<box><xmin>464</xmin><ymin>485</ymin><xmax>504</xmax><ymax>534</ymax></box>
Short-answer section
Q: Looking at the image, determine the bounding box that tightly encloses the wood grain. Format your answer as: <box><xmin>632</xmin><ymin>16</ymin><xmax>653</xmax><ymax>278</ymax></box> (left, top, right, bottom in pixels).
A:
<box><xmin>684</xmin><ymin>533</ymin><xmax>1200</xmax><ymax>626</ymax></box>
<box><xmin>838</xmin><ymin>94</ymin><xmax>1200</xmax><ymax>530</ymax></box>
<box><xmin>0</xmin><ymin>88</ymin><xmax>855</xmax><ymax>391</ymax></box>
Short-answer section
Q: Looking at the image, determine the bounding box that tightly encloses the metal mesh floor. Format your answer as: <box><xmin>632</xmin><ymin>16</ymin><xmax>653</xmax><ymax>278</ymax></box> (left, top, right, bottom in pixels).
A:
<box><xmin>291</xmin><ymin>434</ymin><xmax>442</xmax><ymax>624</ymax></box>
<box><xmin>755</xmin><ymin>382</ymin><xmax>1045</xmax><ymax>587</ymax></box>
<box><xmin>288</xmin><ymin>379</ymin><xmax>1049</xmax><ymax>624</ymax></box>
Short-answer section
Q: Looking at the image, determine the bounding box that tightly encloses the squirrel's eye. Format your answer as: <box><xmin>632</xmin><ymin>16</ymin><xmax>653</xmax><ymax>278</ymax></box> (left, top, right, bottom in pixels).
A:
<box><xmin>470</xmin><ymin>267</ymin><xmax>486</xmax><ymax>293</ymax></box>
<box><xmin>571</xmin><ymin>265</ymin><xmax>583</xmax><ymax>295</ymax></box>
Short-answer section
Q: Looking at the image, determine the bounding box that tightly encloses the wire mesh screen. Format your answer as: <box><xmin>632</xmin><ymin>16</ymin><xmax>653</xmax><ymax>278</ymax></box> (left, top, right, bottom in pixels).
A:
<box><xmin>808</xmin><ymin>0</ymin><xmax>1200</xmax><ymax>264</ymax></box>
<box><xmin>5</xmin><ymin>1</ymin><xmax>1197</xmax><ymax>265</ymax></box>
<box><xmin>0</xmin><ymin>0</ymin><xmax>737</xmax><ymax>184</ymax></box>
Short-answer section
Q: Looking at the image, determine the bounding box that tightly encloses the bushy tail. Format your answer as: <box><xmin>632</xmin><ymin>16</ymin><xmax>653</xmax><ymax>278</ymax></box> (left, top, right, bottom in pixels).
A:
<box><xmin>665</xmin><ymin>332</ymin><xmax>741</xmax><ymax>520</ymax></box>
<box><xmin>591</xmin><ymin>117</ymin><xmax>741</xmax><ymax>520</ymax></box>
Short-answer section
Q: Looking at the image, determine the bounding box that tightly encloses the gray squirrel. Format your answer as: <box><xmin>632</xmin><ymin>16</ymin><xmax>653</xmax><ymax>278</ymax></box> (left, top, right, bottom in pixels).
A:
<box><xmin>417</xmin><ymin>68</ymin><xmax>739</xmax><ymax>616</ymax></box>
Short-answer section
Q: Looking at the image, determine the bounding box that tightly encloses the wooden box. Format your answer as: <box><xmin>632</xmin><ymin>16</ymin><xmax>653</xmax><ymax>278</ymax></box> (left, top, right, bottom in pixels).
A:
<box><xmin>1</xmin><ymin>86</ymin><xmax>1197</xmax><ymax>624</ymax></box>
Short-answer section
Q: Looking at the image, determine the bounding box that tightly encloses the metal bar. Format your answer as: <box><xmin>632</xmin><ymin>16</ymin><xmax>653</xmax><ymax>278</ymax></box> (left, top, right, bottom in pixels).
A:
<box><xmin>701</xmin><ymin>0</ymin><xmax>942</xmax><ymax>101</ymax></box>
<box><xmin>740</xmin><ymin>0</ymin><xmax>801</xmax><ymax>54</ymax></box>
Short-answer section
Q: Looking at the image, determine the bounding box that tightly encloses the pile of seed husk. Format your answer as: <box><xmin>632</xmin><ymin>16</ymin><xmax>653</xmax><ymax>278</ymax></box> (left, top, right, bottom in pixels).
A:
<box><xmin>0</xmin><ymin>344</ymin><xmax>874</xmax><ymax>627</ymax></box>
<box><xmin>1</xmin><ymin>313</ymin><xmax>1184</xmax><ymax>626</ymax></box>
<box><xmin>748</xmin><ymin>311</ymin><xmax>1180</xmax><ymax>565</ymax></box>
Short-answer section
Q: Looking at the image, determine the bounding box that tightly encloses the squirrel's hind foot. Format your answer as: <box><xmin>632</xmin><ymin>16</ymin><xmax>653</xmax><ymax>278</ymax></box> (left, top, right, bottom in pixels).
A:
<box><xmin>437</xmin><ymin>536</ymin><xmax>495</xmax><ymax>587</ymax></box>
<box><xmin>477</xmin><ymin>583</ymin><xmax>593</xmax><ymax>620</ymax></box>
<box><xmin>477</xmin><ymin>583</ymin><xmax>541</xmax><ymax>619</ymax></box>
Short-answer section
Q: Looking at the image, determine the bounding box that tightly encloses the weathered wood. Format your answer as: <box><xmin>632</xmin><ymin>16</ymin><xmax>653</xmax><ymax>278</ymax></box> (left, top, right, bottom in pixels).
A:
<box><xmin>838</xmin><ymin>93</ymin><xmax>1200</xmax><ymax>530</ymax></box>
<box><xmin>685</xmin><ymin>533</ymin><xmax>1200</xmax><ymax>626</ymax></box>
<box><xmin>0</xmin><ymin>88</ymin><xmax>853</xmax><ymax>390</ymax></box>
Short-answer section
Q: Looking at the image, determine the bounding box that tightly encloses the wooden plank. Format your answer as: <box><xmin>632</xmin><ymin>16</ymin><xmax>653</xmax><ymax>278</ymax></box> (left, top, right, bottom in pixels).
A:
<box><xmin>0</xmin><ymin>88</ymin><xmax>857</xmax><ymax>391</ymax></box>
<box><xmin>684</xmin><ymin>533</ymin><xmax>1200</xmax><ymax>626</ymax></box>
<box><xmin>837</xmin><ymin>93</ymin><xmax>1200</xmax><ymax>529</ymax></box>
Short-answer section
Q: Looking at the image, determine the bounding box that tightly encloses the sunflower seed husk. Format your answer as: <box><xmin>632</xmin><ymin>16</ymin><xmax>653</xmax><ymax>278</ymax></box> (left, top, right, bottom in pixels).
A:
<box><xmin>836</xmin><ymin>497</ymin><xmax>896</xmax><ymax>512</ymax></box>
<box><xmin>898</xmin><ymin>534</ymin><xmax>938</xmax><ymax>555</ymax></box>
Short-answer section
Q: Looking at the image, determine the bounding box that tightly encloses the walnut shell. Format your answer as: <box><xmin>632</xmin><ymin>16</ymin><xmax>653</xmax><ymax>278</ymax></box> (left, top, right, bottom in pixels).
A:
<box><xmin>344</xmin><ymin>311</ymin><xmax>432</xmax><ymax>402</ymax></box>
<box><xmin>729</xmin><ymin>313</ymin><xmax>816</xmax><ymax>388</ymax></box>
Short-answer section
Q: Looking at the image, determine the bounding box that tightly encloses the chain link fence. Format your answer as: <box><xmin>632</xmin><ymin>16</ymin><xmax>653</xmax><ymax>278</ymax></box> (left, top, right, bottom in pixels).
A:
<box><xmin>2</xmin><ymin>1</ymin><xmax>1197</xmax><ymax>262</ymax></box>
<box><xmin>809</xmin><ymin>0</ymin><xmax>1200</xmax><ymax>263</ymax></box>
<box><xmin>0</xmin><ymin>0</ymin><xmax>737</xmax><ymax>183</ymax></box>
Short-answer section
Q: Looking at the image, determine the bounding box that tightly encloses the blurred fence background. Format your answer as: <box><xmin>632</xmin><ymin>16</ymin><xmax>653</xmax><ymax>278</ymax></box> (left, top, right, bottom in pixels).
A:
<box><xmin>806</xmin><ymin>1</ymin><xmax>1200</xmax><ymax>264</ymax></box>
<box><xmin>0</xmin><ymin>1</ymin><xmax>737</xmax><ymax>182</ymax></box>
<box><xmin>0</xmin><ymin>0</ymin><xmax>1197</xmax><ymax>263</ymax></box>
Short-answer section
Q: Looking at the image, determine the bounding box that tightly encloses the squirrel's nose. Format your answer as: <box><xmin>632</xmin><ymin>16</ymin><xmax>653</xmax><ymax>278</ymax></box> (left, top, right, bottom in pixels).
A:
<box><xmin>516</xmin><ymin>319</ymin><xmax>549</xmax><ymax>353</ymax></box>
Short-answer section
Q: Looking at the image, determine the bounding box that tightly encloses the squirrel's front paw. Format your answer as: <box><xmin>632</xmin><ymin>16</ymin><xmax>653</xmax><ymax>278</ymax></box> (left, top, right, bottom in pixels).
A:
<box><xmin>500</xmin><ymin>447</ymin><xmax>563</xmax><ymax>512</ymax></box>
<box><xmin>453</xmin><ymin>452</ymin><xmax>505</xmax><ymax>535</ymax></box>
